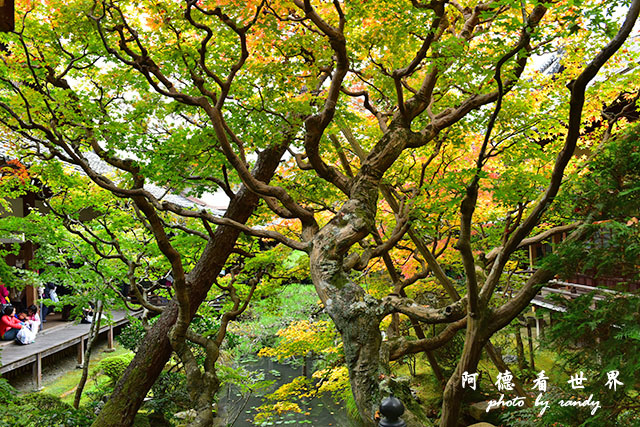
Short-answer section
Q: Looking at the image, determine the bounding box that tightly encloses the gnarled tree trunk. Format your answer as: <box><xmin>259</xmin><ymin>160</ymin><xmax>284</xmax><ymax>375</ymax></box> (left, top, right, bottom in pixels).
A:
<box><xmin>92</xmin><ymin>146</ymin><xmax>286</xmax><ymax>427</ymax></box>
<box><xmin>439</xmin><ymin>317</ymin><xmax>488</xmax><ymax>427</ymax></box>
<box><xmin>310</xmin><ymin>230</ymin><xmax>383</xmax><ymax>425</ymax></box>
<box><xmin>307</xmin><ymin>128</ymin><xmax>420</xmax><ymax>425</ymax></box>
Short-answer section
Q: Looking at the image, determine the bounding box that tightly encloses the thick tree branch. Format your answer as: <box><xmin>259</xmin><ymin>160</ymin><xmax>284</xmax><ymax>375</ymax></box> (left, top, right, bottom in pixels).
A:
<box><xmin>456</xmin><ymin>4</ymin><xmax>546</xmax><ymax>317</ymax></box>
<box><xmin>382</xmin><ymin>295</ymin><xmax>467</xmax><ymax>324</ymax></box>
<box><xmin>484</xmin><ymin>222</ymin><xmax>581</xmax><ymax>264</ymax></box>
<box><xmin>389</xmin><ymin>317</ymin><xmax>467</xmax><ymax>360</ymax></box>
<box><xmin>293</xmin><ymin>0</ymin><xmax>352</xmax><ymax>195</ymax></box>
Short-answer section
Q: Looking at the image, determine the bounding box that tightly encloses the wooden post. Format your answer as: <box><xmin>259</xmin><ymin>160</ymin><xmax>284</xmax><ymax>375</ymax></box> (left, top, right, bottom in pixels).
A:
<box><xmin>39</xmin><ymin>300</ymin><xmax>44</xmax><ymax>331</ymax></box>
<box><xmin>106</xmin><ymin>324</ymin><xmax>115</xmax><ymax>352</ymax></box>
<box><xmin>526</xmin><ymin>320</ymin><xmax>536</xmax><ymax>371</ymax></box>
<box><xmin>32</xmin><ymin>353</ymin><xmax>42</xmax><ymax>390</ymax></box>
<box><xmin>21</xmin><ymin>240</ymin><xmax>37</xmax><ymax>306</ymax></box>
<box><xmin>528</xmin><ymin>244</ymin><xmax>536</xmax><ymax>269</ymax></box>
<box><xmin>25</xmin><ymin>285</ymin><xmax>38</xmax><ymax>307</ymax></box>
<box><xmin>77</xmin><ymin>339</ymin><xmax>85</xmax><ymax>367</ymax></box>
<box><xmin>0</xmin><ymin>0</ymin><xmax>14</xmax><ymax>33</ymax></box>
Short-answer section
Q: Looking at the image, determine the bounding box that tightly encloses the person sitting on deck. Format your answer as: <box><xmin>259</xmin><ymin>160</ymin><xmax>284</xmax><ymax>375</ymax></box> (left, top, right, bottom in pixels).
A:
<box><xmin>81</xmin><ymin>305</ymin><xmax>94</xmax><ymax>324</ymax></box>
<box><xmin>0</xmin><ymin>305</ymin><xmax>22</xmax><ymax>341</ymax></box>
<box><xmin>27</xmin><ymin>305</ymin><xmax>41</xmax><ymax>333</ymax></box>
<box><xmin>16</xmin><ymin>309</ymin><xmax>28</xmax><ymax>322</ymax></box>
<box><xmin>16</xmin><ymin>308</ymin><xmax>38</xmax><ymax>333</ymax></box>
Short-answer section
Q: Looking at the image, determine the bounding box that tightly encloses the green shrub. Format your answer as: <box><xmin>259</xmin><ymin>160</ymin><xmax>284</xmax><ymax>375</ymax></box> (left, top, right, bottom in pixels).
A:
<box><xmin>22</xmin><ymin>392</ymin><xmax>73</xmax><ymax>411</ymax></box>
<box><xmin>85</xmin><ymin>380</ymin><xmax>114</xmax><ymax>415</ymax></box>
<box><xmin>116</xmin><ymin>317</ymin><xmax>147</xmax><ymax>352</ymax></box>
<box><xmin>145</xmin><ymin>371</ymin><xmax>191</xmax><ymax>420</ymax></box>
<box><xmin>0</xmin><ymin>378</ymin><xmax>17</xmax><ymax>405</ymax></box>
<box><xmin>132</xmin><ymin>414</ymin><xmax>152</xmax><ymax>427</ymax></box>
<box><xmin>93</xmin><ymin>352</ymin><xmax>135</xmax><ymax>384</ymax></box>
<box><xmin>0</xmin><ymin>392</ymin><xmax>94</xmax><ymax>427</ymax></box>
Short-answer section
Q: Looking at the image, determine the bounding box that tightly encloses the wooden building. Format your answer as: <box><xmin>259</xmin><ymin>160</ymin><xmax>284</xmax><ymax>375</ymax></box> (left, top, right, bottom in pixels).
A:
<box><xmin>0</xmin><ymin>185</ymin><xmax>50</xmax><ymax>308</ymax></box>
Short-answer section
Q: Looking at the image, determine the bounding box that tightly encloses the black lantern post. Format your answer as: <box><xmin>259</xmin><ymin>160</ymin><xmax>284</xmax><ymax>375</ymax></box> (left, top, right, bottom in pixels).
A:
<box><xmin>379</xmin><ymin>396</ymin><xmax>407</xmax><ymax>427</ymax></box>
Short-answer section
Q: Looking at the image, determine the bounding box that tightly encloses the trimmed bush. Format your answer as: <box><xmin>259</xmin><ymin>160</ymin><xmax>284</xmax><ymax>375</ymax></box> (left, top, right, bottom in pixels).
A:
<box><xmin>93</xmin><ymin>352</ymin><xmax>135</xmax><ymax>384</ymax></box>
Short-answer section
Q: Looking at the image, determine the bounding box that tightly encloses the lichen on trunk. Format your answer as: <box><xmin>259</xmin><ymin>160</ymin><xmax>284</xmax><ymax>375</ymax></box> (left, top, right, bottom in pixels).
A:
<box><xmin>307</xmin><ymin>129</ymin><xmax>413</xmax><ymax>425</ymax></box>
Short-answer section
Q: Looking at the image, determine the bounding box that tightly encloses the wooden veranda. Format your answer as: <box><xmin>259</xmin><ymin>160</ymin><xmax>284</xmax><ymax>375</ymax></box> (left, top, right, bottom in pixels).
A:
<box><xmin>0</xmin><ymin>309</ymin><xmax>140</xmax><ymax>389</ymax></box>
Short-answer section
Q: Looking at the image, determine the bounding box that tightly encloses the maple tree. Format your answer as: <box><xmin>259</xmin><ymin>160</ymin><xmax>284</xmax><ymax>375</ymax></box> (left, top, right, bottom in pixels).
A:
<box><xmin>0</xmin><ymin>0</ymin><xmax>639</xmax><ymax>426</ymax></box>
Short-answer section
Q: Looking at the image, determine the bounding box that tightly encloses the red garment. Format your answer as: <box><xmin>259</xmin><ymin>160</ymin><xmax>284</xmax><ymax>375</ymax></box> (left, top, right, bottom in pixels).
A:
<box><xmin>0</xmin><ymin>284</ymin><xmax>8</xmax><ymax>304</ymax></box>
<box><xmin>0</xmin><ymin>314</ymin><xmax>22</xmax><ymax>337</ymax></box>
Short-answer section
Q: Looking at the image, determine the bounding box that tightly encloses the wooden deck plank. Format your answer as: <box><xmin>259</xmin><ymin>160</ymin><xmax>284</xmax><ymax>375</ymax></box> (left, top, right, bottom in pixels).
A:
<box><xmin>0</xmin><ymin>310</ymin><xmax>139</xmax><ymax>375</ymax></box>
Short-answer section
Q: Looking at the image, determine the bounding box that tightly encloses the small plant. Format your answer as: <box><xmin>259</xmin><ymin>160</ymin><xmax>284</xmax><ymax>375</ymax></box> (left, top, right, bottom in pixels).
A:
<box><xmin>144</xmin><ymin>371</ymin><xmax>191</xmax><ymax>421</ymax></box>
<box><xmin>116</xmin><ymin>317</ymin><xmax>148</xmax><ymax>352</ymax></box>
<box><xmin>0</xmin><ymin>379</ymin><xmax>17</xmax><ymax>405</ymax></box>
<box><xmin>92</xmin><ymin>352</ymin><xmax>135</xmax><ymax>385</ymax></box>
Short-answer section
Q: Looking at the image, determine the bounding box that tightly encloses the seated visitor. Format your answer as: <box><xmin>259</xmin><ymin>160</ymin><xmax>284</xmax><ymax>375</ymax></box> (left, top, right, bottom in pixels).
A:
<box><xmin>16</xmin><ymin>309</ymin><xmax>28</xmax><ymax>322</ymax></box>
<box><xmin>27</xmin><ymin>305</ymin><xmax>41</xmax><ymax>333</ymax></box>
<box><xmin>0</xmin><ymin>306</ymin><xmax>22</xmax><ymax>341</ymax></box>
<box><xmin>81</xmin><ymin>306</ymin><xmax>94</xmax><ymax>324</ymax></box>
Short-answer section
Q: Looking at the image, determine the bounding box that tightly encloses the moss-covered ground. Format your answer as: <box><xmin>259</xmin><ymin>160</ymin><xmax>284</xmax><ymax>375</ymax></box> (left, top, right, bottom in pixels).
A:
<box><xmin>39</xmin><ymin>343</ymin><xmax>131</xmax><ymax>406</ymax></box>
